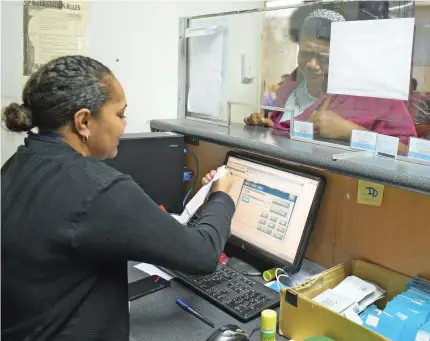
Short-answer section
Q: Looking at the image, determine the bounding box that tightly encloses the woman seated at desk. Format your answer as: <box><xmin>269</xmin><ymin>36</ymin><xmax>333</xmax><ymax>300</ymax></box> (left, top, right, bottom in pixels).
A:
<box><xmin>245</xmin><ymin>9</ymin><xmax>417</xmax><ymax>154</ymax></box>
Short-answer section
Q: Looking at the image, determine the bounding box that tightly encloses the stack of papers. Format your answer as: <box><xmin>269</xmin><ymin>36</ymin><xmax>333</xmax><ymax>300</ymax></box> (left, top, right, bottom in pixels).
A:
<box><xmin>361</xmin><ymin>277</ymin><xmax>430</xmax><ymax>341</ymax></box>
<box><xmin>313</xmin><ymin>276</ymin><xmax>386</xmax><ymax>318</ymax></box>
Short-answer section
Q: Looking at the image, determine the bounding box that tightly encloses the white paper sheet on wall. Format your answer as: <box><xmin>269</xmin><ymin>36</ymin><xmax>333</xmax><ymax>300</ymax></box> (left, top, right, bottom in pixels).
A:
<box><xmin>414</xmin><ymin>25</ymin><xmax>430</xmax><ymax>66</ymax></box>
<box><xmin>327</xmin><ymin>18</ymin><xmax>415</xmax><ymax>101</ymax></box>
<box><xmin>187</xmin><ymin>28</ymin><xmax>225</xmax><ymax>117</ymax></box>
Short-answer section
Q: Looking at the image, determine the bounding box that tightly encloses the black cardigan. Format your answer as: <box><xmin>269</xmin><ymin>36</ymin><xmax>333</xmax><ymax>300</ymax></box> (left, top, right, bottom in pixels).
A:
<box><xmin>1</xmin><ymin>135</ymin><xmax>235</xmax><ymax>341</ymax></box>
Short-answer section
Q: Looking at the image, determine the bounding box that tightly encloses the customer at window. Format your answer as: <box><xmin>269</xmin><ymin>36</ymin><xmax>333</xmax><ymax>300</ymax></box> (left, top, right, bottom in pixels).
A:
<box><xmin>245</xmin><ymin>9</ymin><xmax>417</xmax><ymax>154</ymax></box>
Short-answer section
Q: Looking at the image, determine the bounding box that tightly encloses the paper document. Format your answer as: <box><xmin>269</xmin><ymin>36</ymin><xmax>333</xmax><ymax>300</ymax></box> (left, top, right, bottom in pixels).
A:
<box><xmin>187</xmin><ymin>25</ymin><xmax>225</xmax><ymax>117</ymax></box>
<box><xmin>23</xmin><ymin>1</ymin><xmax>86</xmax><ymax>84</ymax></box>
<box><xmin>313</xmin><ymin>289</ymin><xmax>356</xmax><ymax>314</ymax></box>
<box><xmin>172</xmin><ymin>166</ymin><xmax>228</xmax><ymax>224</ymax></box>
<box><xmin>344</xmin><ymin>307</ymin><xmax>364</xmax><ymax>325</ymax></box>
<box><xmin>357</xmin><ymin>283</ymin><xmax>386</xmax><ymax>313</ymax></box>
<box><xmin>333</xmin><ymin>276</ymin><xmax>378</xmax><ymax>303</ymax></box>
<box><xmin>328</xmin><ymin>18</ymin><xmax>414</xmax><ymax>100</ymax></box>
<box><xmin>414</xmin><ymin>25</ymin><xmax>430</xmax><ymax>66</ymax></box>
<box><xmin>313</xmin><ymin>276</ymin><xmax>386</xmax><ymax>317</ymax></box>
<box><xmin>134</xmin><ymin>263</ymin><xmax>173</xmax><ymax>281</ymax></box>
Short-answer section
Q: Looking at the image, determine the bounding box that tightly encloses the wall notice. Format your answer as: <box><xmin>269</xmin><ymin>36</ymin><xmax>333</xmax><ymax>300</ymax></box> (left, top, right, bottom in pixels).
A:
<box><xmin>23</xmin><ymin>0</ymin><xmax>86</xmax><ymax>83</ymax></box>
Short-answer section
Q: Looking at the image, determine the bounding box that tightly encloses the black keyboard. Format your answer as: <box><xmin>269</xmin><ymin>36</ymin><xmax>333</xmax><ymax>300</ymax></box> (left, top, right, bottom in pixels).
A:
<box><xmin>174</xmin><ymin>263</ymin><xmax>280</xmax><ymax>322</ymax></box>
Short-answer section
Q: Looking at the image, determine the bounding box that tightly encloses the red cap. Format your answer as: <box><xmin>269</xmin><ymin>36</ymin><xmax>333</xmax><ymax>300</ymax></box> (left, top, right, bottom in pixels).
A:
<box><xmin>219</xmin><ymin>253</ymin><xmax>227</xmax><ymax>264</ymax></box>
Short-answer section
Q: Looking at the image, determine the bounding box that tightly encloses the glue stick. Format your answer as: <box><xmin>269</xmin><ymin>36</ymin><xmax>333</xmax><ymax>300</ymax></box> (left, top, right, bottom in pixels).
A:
<box><xmin>260</xmin><ymin>309</ymin><xmax>277</xmax><ymax>341</ymax></box>
<box><xmin>263</xmin><ymin>268</ymin><xmax>276</xmax><ymax>282</ymax></box>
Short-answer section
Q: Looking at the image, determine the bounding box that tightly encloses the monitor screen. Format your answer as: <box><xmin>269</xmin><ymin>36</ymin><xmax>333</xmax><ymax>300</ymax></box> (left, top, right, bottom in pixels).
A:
<box><xmin>226</xmin><ymin>154</ymin><xmax>322</xmax><ymax>267</ymax></box>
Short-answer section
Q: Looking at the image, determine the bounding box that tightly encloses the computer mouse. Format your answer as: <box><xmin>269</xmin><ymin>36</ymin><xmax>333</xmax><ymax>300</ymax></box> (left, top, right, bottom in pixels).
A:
<box><xmin>205</xmin><ymin>324</ymin><xmax>250</xmax><ymax>341</ymax></box>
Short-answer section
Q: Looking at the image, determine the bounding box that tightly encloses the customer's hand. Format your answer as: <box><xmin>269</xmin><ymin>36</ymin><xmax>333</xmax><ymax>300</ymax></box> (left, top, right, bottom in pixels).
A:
<box><xmin>202</xmin><ymin>168</ymin><xmax>233</xmax><ymax>194</ymax></box>
<box><xmin>309</xmin><ymin>96</ymin><xmax>351</xmax><ymax>140</ymax></box>
<box><xmin>244</xmin><ymin>113</ymin><xmax>274</xmax><ymax>128</ymax></box>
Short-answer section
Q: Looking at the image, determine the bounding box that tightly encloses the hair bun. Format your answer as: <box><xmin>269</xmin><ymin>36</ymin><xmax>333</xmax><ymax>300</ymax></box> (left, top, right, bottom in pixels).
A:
<box><xmin>2</xmin><ymin>103</ymin><xmax>34</xmax><ymax>132</ymax></box>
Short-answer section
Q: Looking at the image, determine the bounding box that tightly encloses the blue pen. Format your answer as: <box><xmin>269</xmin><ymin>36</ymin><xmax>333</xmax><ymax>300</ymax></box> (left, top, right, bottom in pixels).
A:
<box><xmin>176</xmin><ymin>299</ymin><xmax>215</xmax><ymax>328</ymax></box>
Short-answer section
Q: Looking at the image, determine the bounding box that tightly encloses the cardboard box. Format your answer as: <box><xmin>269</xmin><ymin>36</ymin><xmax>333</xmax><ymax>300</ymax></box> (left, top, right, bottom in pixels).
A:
<box><xmin>279</xmin><ymin>260</ymin><xmax>412</xmax><ymax>341</ymax></box>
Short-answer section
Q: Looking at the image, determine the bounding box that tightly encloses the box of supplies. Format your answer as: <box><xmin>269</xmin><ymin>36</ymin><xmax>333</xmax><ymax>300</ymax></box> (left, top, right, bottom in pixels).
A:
<box><xmin>279</xmin><ymin>260</ymin><xmax>413</xmax><ymax>341</ymax></box>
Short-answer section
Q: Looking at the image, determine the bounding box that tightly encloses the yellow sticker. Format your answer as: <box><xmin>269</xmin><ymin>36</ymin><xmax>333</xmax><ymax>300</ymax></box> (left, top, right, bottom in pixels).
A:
<box><xmin>357</xmin><ymin>180</ymin><xmax>384</xmax><ymax>206</ymax></box>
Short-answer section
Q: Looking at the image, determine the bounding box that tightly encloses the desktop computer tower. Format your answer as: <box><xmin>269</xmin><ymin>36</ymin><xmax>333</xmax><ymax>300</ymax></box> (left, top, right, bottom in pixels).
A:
<box><xmin>104</xmin><ymin>132</ymin><xmax>185</xmax><ymax>214</ymax></box>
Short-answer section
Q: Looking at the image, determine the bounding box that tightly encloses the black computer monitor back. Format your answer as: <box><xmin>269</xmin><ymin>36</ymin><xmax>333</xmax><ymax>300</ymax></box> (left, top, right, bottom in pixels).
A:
<box><xmin>104</xmin><ymin>133</ymin><xmax>185</xmax><ymax>214</ymax></box>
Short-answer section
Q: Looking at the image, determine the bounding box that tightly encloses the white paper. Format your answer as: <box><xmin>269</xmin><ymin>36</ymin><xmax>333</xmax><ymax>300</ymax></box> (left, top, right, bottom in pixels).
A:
<box><xmin>187</xmin><ymin>26</ymin><xmax>225</xmax><ymax>117</ymax></box>
<box><xmin>351</xmin><ymin>130</ymin><xmax>377</xmax><ymax>152</ymax></box>
<box><xmin>344</xmin><ymin>307</ymin><xmax>363</xmax><ymax>325</ymax></box>
<box><xmin>293</xmin><ymin>121</ymin><xmax>314</xmax><ymax>140</ymax></box>
<box><xmin>332</xmin><ymin>276</ymin><xmax>377</xmax><ymax>303</ymax></box>
<box><xmin>357</xmin><ymin>283</ymin><xmax>386</xmax><ymax>313</ymax></box>
<box><xmin>328</xmin><ymin>18</ymin><xmax>414</xmax><ymax>100</ymax></box>
<box><xmin>414</xmin><ymin>25</ymin><xmax>430</xmax><ymax>66</ymax></box>
<box><xmin>313</xmin><ymin>289</ymin><xmax>356</xmax><ymax>314</ymax></box>
<box><xmin>185</xmin><ymin>25</ymin><xmax>221</xmax><ymax>38</ymax></box>
<box><xmin>134</xmin><ymin>263</ymin><xmax>174</xmax><ymax>281</ymax></box>
<box><xmin>416</xmin><ymin>331</ymin><xmax>430</xmax><ymax>341</ymax></box>
<box><xmin>408</xmin><ymin>137</ymin><xmax>430</xmax><ymax>162</ymax></box>
<box><xmin>376</xmin><ymin>134</ymin><xmax>400</xmax><ymax>158</ymax></box>
<box><xmin>171</xmin><ymin>166</ymin><xmax>228</xmax><ymax>224</ymax></box>
<box><xmin>366</xmin><ymin>315</ymin><xmax>380</xmax><ymax>328</ymax></box>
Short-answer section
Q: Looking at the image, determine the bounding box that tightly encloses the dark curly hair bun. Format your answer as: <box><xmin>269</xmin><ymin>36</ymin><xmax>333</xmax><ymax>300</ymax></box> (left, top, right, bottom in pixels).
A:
<box><xmin>2</xmin><ymin>103</ymin><xmax>34</xmax><ymax>132</ymax></box>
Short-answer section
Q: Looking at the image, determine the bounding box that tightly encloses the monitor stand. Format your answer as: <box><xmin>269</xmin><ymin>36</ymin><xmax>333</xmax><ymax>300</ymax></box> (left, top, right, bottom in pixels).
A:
<box><xmin>227</xmin><ymin>257</ymin><xmax>262</xmax><ymax>276</ymax></box>
<box><xmin>224</xmin><ymin>243</ymin><xmax>273</xmax><ymax>277</ymax></box>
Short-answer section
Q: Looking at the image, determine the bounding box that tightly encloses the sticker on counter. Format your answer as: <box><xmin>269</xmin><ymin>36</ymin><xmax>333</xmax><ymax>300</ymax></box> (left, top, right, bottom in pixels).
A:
<box><xmin>408</xmin><ymin>137</ymin><xmax>430</xmax><ymax>162</ymax></box>
<box><xmin>416</xmin><ymin>330</ymin><xmax>430</xmax><ymax>341</ymax></box>
<box><xmin>351</xmin><ymin>130</ymin><xmax>377</xmax><ymax>152</ymax></box>
<box><xmin>366</xmin><ymin>315</ymin><xmax>380</xmax><ymax>328</ymax></box>
<box><xmin>357</xmin><ymin>180</ymin><xmax>384</xmax><ymax>207</ymax></box>
<box><xmin>376</xmin><ymin>134</ymin><xmax>399</xmax><ymax>159</ymax></box>
<box><xmin>293</xmin><ymin>121</ymin><xmax>314</xmax><ymax>140</ymax></box>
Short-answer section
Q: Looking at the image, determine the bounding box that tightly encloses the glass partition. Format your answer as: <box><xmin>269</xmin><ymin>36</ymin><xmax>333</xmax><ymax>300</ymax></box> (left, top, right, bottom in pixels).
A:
<box><xmin>180</xmin><ymin>1</ymin><xmax>430</xmax><ymax>161</ymax></box>
<box><xmin>186</xmin><ymin>11</ymin><xmax>265</xmax><ymax>124</ymax></box>
<box><xmin>411</xmin><ymin>2</ymin><xmax>430</xmax><ymax>140</ymax></box>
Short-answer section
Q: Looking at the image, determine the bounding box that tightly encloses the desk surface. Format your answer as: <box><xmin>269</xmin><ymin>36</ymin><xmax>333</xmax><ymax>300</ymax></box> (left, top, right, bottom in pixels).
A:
<box><xmin>128</xmin><ymin>263</ymin><xmax>287</xmax><ymax>341</ymax></box>
<box><xmin>150</xmin><ymin>119</ymin><xmax>430</xmax><ymax>195</ymax></box>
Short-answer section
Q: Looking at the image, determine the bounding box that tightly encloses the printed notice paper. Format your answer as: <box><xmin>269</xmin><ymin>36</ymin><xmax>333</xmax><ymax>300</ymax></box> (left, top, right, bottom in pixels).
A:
<box><xmin>187</xmin><ymin>19</ymin><xmax>226</xmax><ymax>118</ymax></box>
<box><xmin>376</xmin><ymin>134</ymin><xmax>399</xmax><ymax>159</ymax></box>
<box><xmin>293</xmin><ymin>121</ymin><xmax>314</xmax><ymax>140</ymax></box>
<box><xmin>408</xmin><ymin>138</ymin><xmax>430</xmax><ymax>162</ymax></box>
<box><xmin>23</xmin><ymin>1</ymin><xmax>87</xmax><ymax>84</ymax></box>
<box><xmin>351</xmin><ymin>130</ymin><xmax>377</xmax><ymax>152</ymax></box>
<box><xmin>328</xmin><ymin>18</ymin><xmax>414</xmax><ymax>100</ymax></box>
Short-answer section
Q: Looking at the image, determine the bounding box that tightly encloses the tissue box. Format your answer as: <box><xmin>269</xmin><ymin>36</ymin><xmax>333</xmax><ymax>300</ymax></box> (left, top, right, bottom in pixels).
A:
<box><xmin>279</xmin><ymin>260</ymin><xmax>411</xmax><ymax>341</ymax></box>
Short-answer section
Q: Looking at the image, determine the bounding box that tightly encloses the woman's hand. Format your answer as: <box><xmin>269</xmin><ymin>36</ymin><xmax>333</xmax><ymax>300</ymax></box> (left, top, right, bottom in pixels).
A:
<box><xmin>202</xmin><ymin>170</ymin><xmax>217</xmax><ymax>185</ymax></box>
<box><xmin>202</xmin><ymin>168</ymin><xmax>233</xmax><ymax>194</ymax></box>
<box><xmin>244</xmin><ymin>113</ymin><xmax>275</xmax><ymax>128</ymax></box>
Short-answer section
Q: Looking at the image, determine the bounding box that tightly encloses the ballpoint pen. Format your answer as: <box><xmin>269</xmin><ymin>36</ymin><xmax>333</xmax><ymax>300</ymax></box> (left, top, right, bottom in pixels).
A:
<box><xmin>176</xmin><ymin>298</ymin><xmax>215</xmax><ymax>328</ymax></box>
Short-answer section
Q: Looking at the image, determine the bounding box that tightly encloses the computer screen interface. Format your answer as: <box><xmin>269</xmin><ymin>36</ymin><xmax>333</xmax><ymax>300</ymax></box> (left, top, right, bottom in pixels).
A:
<box><xmin>226</xmin><ymin>155</ymin><xmax>320</xmax><ymax>266</ymax></box>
